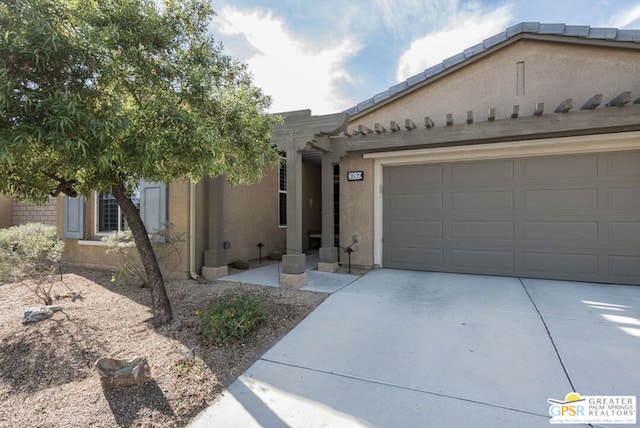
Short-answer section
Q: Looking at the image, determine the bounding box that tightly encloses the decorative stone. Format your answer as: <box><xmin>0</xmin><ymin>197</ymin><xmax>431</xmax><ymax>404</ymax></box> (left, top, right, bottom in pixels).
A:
<box><xmin>95</xmin><ymin>356</ymin><xmax>153</xmax><ymax>391</ymax></box>
<box><xmin>22</xmin><ymin>306</ymin><xmax>63</xmax><ymax>324</ymax></box>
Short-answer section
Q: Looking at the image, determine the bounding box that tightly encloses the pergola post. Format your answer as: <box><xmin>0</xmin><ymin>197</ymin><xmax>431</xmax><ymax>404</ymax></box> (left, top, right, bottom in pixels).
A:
<box><xmin>318</xmin><ymin>140</ymin><xmax>340</xmax><ymax>272</ymax></box>
<box><xmin>280</xmin><ymin>144</ymin><xmax>307</xmax><ymax>288</ymax></box>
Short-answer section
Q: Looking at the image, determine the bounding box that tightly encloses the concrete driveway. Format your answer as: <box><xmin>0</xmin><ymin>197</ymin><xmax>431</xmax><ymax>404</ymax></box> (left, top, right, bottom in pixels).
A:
<box><xmin>190</xmin><ymin>270</ymin><xmax>640</xmax><ymax>427</ymax></box>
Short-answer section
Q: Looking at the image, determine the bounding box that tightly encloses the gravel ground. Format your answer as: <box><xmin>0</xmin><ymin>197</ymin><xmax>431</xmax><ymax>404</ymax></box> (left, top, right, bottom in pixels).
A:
<box><xmin>0</xmin><ymin>267</ymin><xmax>327</xmax><ymax>427</ymax></box>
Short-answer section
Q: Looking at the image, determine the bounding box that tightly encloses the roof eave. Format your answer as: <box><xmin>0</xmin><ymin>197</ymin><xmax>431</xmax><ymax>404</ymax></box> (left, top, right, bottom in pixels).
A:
<box><xmin>348</xmin><ymin>33</ymin><xmax>640</xmax><ymax>121</ymax></box>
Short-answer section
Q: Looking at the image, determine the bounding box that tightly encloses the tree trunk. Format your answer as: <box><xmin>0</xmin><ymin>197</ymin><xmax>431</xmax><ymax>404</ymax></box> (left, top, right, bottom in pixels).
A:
<box><xmin>111</xmin><ymin>184</ymin><xmax>173</xmax><ymax>326</ymax></box>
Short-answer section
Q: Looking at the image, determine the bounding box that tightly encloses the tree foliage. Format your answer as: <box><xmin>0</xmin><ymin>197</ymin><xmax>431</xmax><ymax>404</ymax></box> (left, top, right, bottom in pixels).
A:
<box><xmin>0</xmin><ymin>0</ymin><xmax>281</xmax><ymax>325</ymax></box>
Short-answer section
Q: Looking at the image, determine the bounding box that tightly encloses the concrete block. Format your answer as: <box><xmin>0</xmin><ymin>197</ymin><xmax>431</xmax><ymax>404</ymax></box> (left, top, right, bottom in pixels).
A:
<box><xmin>317</xmin><ymin>262</ymin><xmax>339</xmax><ymax>273</ymax></box>
<box><xmin>280</xmin><ymin>272</ymin><xmax>307</xmax><ymax>289</ymax></box>
<box><xmin>202</xmin><ymin>265</ymin><xmax>228</xmax><ymax>280</ymax></box>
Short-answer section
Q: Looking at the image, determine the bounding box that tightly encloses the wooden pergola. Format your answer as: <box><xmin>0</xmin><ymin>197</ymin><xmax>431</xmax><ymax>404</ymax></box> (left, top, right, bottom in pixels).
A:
<box><xmin>271</xmin><ymin>110</ymin><xmax>349</xmax><ymax>287</ymax></box>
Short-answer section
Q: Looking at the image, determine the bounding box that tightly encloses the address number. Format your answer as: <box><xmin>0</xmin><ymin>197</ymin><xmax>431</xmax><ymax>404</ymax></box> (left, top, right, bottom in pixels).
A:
<box><xmin>348</xmin><ymin>171</ymin><xmax>364</xmax><ymax>181</ymax></box>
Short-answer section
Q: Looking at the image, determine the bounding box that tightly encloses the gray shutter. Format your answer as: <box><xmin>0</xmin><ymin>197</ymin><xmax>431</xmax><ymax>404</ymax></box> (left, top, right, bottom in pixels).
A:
<box><xmin>63</xmin><ymin>196</ymin><xmax>85</xmax><ymax>239</ymax></box>
<box><xmin>139</xmin><ymin>180</ymin><xmax>167</xmax><ymax>234</ymax></box>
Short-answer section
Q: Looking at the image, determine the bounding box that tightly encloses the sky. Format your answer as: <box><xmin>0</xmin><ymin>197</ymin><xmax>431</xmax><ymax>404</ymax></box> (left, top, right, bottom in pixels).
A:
<box><xmin>208</xmin><ymin>0</ymin><xmax>640</xmax><ymax>115</ymax></box>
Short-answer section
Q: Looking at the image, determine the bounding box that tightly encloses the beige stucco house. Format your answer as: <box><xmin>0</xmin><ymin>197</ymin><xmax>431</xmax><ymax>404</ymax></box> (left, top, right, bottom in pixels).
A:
<box><xmin>54</xmin><ymin>22</ymin><xmax>640</xmax><ymax>285</ymax></box>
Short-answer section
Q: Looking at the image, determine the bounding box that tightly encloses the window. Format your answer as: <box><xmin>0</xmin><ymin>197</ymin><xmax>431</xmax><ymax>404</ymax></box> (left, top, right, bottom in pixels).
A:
<box><xmin>64</xmin><ymin>180</ymin><xmax>166</xmax><ymax>240</ymax></box>
<box><xmin>96</xmin><ymin>188</ymin><xmax>140</xmax><ymax>234</ymax></box>
<box><xmin>278</xmin><ymin>157</ymin><xmax>286</xmax><ymax>227</ymax></box>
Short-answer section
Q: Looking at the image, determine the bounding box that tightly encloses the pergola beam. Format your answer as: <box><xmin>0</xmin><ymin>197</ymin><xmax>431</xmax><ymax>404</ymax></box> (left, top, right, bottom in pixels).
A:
<box><xmin>607</xmin><ymin>91</ymin><xmax>631</xmax><ymax>107</ymax></box>
<box><xmin>424</xmin><ymin>116</ymin><xmax>435</xmax><ymax>128</ymax></box>
<box><xmin>581</xmin><ymin>94</ymin><xmax>602</xmax><ymax>110</ymax></box>
<box><xmin>339</xmin><ymin>104</ymin><xmax>640</xmax><ymax>153</ymax></box>
<box><xmin>555</xmin><ymin>98</ymin><xmax>573</xmax><ymax>113</ymax></box>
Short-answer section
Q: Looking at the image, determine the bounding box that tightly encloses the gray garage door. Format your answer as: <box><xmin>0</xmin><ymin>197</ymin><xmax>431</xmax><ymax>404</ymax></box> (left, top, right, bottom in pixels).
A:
<box><xmin>383</xmin><ymin>151</ymin><xmax>640</xmax><ymax>285</ymax></box>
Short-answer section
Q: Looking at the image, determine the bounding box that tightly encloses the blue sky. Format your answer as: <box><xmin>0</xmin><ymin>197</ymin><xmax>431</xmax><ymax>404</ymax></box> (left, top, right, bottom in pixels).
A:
<box><xmin>208</xmin><ymin>0</ymin><xmax>640</xmax><ymax>114</ymax></box>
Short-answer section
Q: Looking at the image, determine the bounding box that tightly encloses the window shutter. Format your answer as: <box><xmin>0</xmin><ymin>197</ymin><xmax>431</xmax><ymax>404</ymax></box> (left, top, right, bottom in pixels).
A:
<box><xmin>63</xmin><ymin>196</ymin><xmax>85</xmax><ymax>239</ymax></box>
<box><xmin>139</xmin><ymin>180</ymin><xmax>167</xmax><ymax>235</ymax></box>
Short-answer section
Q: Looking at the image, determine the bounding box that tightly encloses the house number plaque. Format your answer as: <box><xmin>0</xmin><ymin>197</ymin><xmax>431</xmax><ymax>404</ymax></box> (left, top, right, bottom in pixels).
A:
<box><xmin>347</xmin><ymin>171</ymin><xmax>364</xmax><ymax>181</ymax></box>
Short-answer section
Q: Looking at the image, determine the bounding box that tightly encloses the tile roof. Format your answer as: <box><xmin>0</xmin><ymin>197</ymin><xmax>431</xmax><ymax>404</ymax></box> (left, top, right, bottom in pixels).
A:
<box><xmin>345</xmin><ymin>22</ymin><xmax>640</xmax><ymax>117</ymax></box>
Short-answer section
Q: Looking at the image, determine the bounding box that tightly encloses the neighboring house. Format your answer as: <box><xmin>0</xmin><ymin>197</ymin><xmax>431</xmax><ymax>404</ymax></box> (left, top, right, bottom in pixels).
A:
<box><xmin>58</xmin><ymin>22</ymin><xmax>640</xmax><ymax>286</ymax></box>
<box><xmin>0</xmin><ymin>195</ymin><xmax>57</xmax><ymax>228</ymax></box>
<box><xmin>0</xmin><ymin>195</ymin><xmax>12</xmax><ymax>228</ymax></box>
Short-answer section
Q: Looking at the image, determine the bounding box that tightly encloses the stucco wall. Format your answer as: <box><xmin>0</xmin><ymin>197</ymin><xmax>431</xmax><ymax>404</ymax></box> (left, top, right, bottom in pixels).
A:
<box><xmin>339</xmin><ymin>153</ymin><xmax>375</xmax><ymax>267</ymax></box>
<box><xmin>0</xmin><ymin>195</ymin><xmax>12</xmax><ymax>228</ymax></box>
<box><xmin>354</xmin><ymin>40</ymin><xmax>640</xmax><ymax>128</ymax></box>
<box><xmin>223</xmin><ymin>168</ymin><xmax>286</xmax><ymax>263</ymax></box>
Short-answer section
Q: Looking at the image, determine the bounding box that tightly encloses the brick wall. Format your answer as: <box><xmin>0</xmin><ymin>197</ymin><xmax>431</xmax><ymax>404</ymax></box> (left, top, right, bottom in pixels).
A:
<box><xmin>13</xmin><ymin>196</ymin><xmax>57</xmax><ymax>226</ymax></box>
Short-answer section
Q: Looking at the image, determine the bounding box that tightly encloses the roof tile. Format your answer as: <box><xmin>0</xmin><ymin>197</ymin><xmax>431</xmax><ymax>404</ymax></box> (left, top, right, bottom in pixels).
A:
<box><xmin>587</xmin><ymin>27</ymin><xmax>618</xmax><ymax>39</ymax></box>
<box><xmin>563</xmin><ymin>25</ymin><xmax>591</xmax><ymax>37</ymax></box>
<box><xmin>482</xmin><ymin>31</ymin><xmax>508</xmax><ymax>49</ymax></box>
<box><xmin>464</xmin><ymin>43</ymin><xmax>485</xmax><ymax>58</ymax></box>
<box><xmin>406</xmin><ymin>72</ymin><xmax>427</xmax><ymax>86</ymax></box>
<box><xmin>443</xmin><ymin>52</ymin><xmax>466</xmax><ymax>68</ymax></box>
<box><xmin>389</xmin><ymin>81</ymin><xmax>409</xmax><ymax>95</ymax></box>
<box><xmin>539</xmin><ymin>23</ymin><xmax>565</xmax><ymax>34</ymax></box>
<box><xmin>372</xmin><ymin>90</ymin><xmax>391</xmax><ymax>103</ymax></box>
<box><xmin>617</xmin><ymin>29</ymin><xmax>640</xmax><ymax>42</ymax></box>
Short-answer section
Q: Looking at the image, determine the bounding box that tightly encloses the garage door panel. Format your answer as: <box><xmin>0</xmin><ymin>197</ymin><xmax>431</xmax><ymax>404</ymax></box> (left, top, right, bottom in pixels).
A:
<box><xmin>387</xmin><ymin>246</ymin><xmax>444</xmax><ymax>267</ymax></box>
<box><xmin>383</xmin><ymin>151</ymin><xmax>640</xmax><ymax>285</ymax></box>
<box><xmin>450</xmin><ymin>249</ymin><xmax>515</xmax><ymax>273</ymax></box>
<box><xmin>608</xmin><ymin>152</ymin><xmax>640</xmax><ymax>177</ymax></box>
<box><xmin>522</xmin><ymin>252</ymin><xmax>599</xmax><ymax>276</ymax></box>
<box><xmin>609</xmin><ymin>221</ymin><xmax>640</xmax><ymax>242</ymax></box>
<box><xmin>385</xmin><ymin>164</ymin><xmax>442</xmax><ymax>188</ymax></box>
<box><xmin>523</xmin><ymin>155</ymin><xmax>598</xmax><ymax>179</ymax></box>
<box><xmin>522</xmin><ymin>221</ymin><xmax>599</xmax><ymax>242</ymax></box>
<box><xmin>387</xmin><ymin>193</ymin><xmax>443</xmax><ymax>214</ymax></box>
<box><xmin>609</xmin><ymin>255</ymin><xmax>640</xmax><ymax>280</ymax></box>
<box><xmin>387</xmin><ymin>221</ymin><xmax>443</xmax><ymax>239</ymax></box>
<box><xmin>609</xmin><ymin>187</ymin><xmax>640</xmax><ymax>209</ymax></box>
<box><xmin>452</xmin><ymin>160</ymin><xmax>514</xmax><ymax>182</ymax></box>
<box><xmin>452</xmin><ymin>191</ymin><xmax>514</xmax><ymax>210</ymax></box>
<box><xmin>452</xmin><ymin>221</ymin><xmax>514</xmax><ymax>240</ymax></box>
<box><xmin>523</xmin><ymin>188</ymin><xmax>598</xmax><ymax>210</ymax></box>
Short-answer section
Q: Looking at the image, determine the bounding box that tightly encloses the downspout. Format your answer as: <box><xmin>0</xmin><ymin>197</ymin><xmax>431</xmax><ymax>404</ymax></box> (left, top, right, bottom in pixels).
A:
<box><xmin>189</xmin><ymin>182</ymin><xmax>200</xmax><ymax>280</ymax></box>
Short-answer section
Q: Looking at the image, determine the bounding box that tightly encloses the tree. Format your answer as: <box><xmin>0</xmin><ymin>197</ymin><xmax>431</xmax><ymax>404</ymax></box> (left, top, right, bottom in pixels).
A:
<box><xmin>0</xmin><ymin>0</ymin><xmax>280</xmax><ymax>325</ymax></box>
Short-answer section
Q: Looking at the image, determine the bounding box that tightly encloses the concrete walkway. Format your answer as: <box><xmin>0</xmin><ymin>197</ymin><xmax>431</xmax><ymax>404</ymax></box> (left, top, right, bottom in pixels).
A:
<box><xmin>218</xmin><ymin>252</ymin><xmax>362</xmax><ymax>294</ymax></box>
<box><xmin>190</xmin><ymin>270</ymin><xmax>640</xmax><ymax>427</ymax></box>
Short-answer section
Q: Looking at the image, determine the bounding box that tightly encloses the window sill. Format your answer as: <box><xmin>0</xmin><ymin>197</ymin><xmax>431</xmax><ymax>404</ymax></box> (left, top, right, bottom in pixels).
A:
<box><xmin>78</xmin><ymin>239</ymin><xmax>109</xmax><ymax>247</ymax></box>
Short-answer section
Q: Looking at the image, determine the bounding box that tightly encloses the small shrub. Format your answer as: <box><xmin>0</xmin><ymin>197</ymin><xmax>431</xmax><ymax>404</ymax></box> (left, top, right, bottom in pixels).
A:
<box><xmin>270</xmin><ymin>250</ymin><xmax>283</xmax><ymax>261</ymax></box>
<box><xmin>230</xmin><ymin>259</ymin><xmax>250</xmax><ymax>270</ymax></box>
<box><xmin>197</xmin><ymin>293</ymin><xmax>267</xmax><ymax>344</ymax></box>
<box><xmin>105</xmin><ymin>222</ymin><xmax>184</xmax><ymax>286</ymax></box>
<box><xmin>0</xmin><ymin>223</ymin><xmax>65</xmax><ymax>304</ymax></box>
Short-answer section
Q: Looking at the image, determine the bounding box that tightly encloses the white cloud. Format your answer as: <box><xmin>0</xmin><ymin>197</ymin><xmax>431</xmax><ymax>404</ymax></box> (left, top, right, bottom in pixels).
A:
<box><xmin>606</xmin><ymin>1</ymin><xmax>640</xmax><ymax>28</ymax></box>
<box><xmin>215</xmin><ymin>6</ymin><xmax>361</xmax><ymax>114</ymax></box>
<box><xmin>395</xmin><ymin>4</ymin><xmax>513</xmax><ymax>82</ymax></box>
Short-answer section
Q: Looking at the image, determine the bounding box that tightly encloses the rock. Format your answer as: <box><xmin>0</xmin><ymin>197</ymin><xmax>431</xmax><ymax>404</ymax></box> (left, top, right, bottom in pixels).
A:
<box><xmin>22</xmin><ymin>306</ymin><xmax>63</xmax><ymax>324</ymax></box>
<box><xmin>95</xmin><ymin>356</ymin><xmax>153</xmax><ymax>390</ymax></box>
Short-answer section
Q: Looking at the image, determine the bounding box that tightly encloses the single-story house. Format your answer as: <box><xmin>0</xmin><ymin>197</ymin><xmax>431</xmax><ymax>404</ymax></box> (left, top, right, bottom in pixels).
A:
<box><xmin>54</xmin><ymin>22</ymin><xmax>640</xmax><ymax>285</ymax></box>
